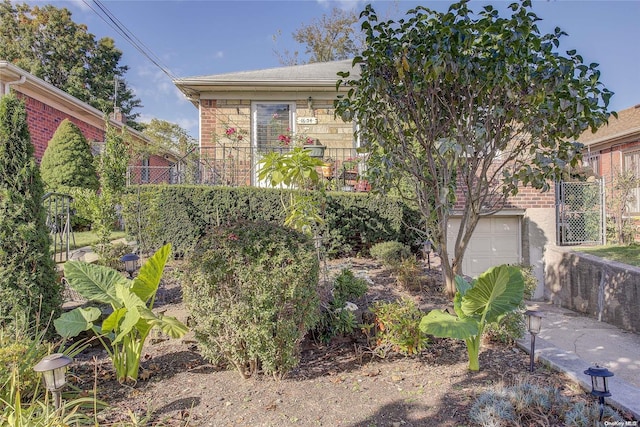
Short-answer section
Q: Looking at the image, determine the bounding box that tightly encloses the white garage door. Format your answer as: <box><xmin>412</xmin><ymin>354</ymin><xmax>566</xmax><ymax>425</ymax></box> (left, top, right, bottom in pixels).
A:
<box><xmin>447</xmin><ymin>216</ymin><xmax>521</xmax><ymax>278</ymax></box>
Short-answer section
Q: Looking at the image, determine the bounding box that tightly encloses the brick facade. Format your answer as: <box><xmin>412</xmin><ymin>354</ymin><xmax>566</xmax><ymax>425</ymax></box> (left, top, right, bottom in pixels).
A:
<box><xmin>17</xmin><ymin>92</ymin><xmax>105</xmax><ymax>161</ymax></box>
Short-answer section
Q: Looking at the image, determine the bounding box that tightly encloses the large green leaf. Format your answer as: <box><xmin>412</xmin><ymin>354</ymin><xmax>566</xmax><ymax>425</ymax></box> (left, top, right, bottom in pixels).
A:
<box><xmin>113</xmin><ymin>306</ymin><xmax>141</xmax><ymax>344</ymax></box>
<box><xmin>131</xmin><ymin>243</ymin><xmax>171</xmax><ymax>303</ymax></box>
<box><xmin>64</xmin><ymin>261</ymin><xmax>127</xmax><ymax>307</ymax></box>
<box><xmin>461</xmin><ymin>265</ymin><xmax>524</xmax><ymax>324</ymax></box>
<box><xmin>102</xmin><ymin>307</ymin><xmax>127</xmax><ymax>334</ymax></box>
<box><xmin>54</xmin><ymin>307</ymin><xmax>101</xmax><ymax>338</ymax></box>
<box><xmin>419</xmin><ymin>309</ymin><xmax>479</xmax><ymax>340</ymax></box>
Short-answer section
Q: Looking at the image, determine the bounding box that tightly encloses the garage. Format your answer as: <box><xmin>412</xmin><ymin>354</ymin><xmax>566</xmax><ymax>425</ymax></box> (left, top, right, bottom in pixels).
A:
<box><xmin>447</xmin><ymin>215</ymin><xmax>522</xmax><ymax>279</ymax></box>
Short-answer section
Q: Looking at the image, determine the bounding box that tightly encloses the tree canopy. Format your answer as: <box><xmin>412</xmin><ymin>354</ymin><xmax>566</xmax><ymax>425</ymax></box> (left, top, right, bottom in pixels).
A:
<box><xmin>273</xmin><ymin>7</ymin><xmax>362</xmax><ymax>65</ymax></box>
<box><xmin>335</xmin><ymin>0</ymin><xmax>613</xmax><ymax>297</ymax></box>
<box><xmin>0</xmin><ymin>1</ymin><xmax>142</xmax><ymax>129</ymax></box>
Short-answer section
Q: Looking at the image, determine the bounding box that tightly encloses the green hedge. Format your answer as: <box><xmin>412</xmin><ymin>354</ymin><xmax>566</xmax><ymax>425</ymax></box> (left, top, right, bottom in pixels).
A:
<box><xmin>122</xmin><ymin>185</ymin><xmax>421</xmax><ymax>258</ymax></box>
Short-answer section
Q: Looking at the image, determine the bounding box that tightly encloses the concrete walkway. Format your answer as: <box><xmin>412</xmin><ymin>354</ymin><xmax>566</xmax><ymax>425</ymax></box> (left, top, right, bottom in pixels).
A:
<box><xmin>518</xmin><ymin>301</ymin><xmax>640</xmax><ymax>421</ymax></box>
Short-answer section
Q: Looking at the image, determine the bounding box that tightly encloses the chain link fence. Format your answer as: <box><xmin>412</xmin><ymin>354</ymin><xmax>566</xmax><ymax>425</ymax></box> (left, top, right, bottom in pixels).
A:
<box><xmin>556</xmin><ymin>179</ymin><xmax>605</xmax><ymax>246</ymax></box>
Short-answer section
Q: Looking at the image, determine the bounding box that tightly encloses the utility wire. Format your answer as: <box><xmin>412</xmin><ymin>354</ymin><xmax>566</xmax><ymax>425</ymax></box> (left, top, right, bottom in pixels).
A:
<box><xmin>82</xmin><ymin>0</ymin><xmax>178</xmax><ymax>81</ymax></box>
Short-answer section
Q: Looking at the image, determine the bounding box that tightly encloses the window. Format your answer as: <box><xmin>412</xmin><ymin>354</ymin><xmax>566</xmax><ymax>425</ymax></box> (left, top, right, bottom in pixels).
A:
<box><xmin>253</xmin><ymin>103</ymin><xmax>294</xmax><ymax>149</ymax></box>
<box><xmin>584</xmin><ymin>153</ymin><xmax>600</xmax><ymax>176</ymax></box>
<box><xmin>623</xmin><ymin>150</ymin><xmax>640</xmax><ymax>215</ymax></box>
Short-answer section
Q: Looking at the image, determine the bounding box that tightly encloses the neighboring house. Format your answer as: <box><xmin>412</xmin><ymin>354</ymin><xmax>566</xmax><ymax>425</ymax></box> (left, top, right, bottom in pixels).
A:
<box><xmin>578</xmin><ymin>104</ymin><xmax>640</xmax><ymax>214</ymax></box>
<box><xmin>0</xmin><ymin>60</ymin><xmax>175</xmax><ymax>184</ymax></box>
<box><xmin>174</xmin><ymin>60</ymin><xmax>557</xmax><ymax>295</ymax></box>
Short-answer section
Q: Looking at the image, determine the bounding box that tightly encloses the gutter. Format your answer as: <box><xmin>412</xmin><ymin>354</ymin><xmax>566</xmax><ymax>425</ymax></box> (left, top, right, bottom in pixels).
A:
<box><xmin>3</xmin><ymin>74</ymin><xmax>26</xmax><ymax>95</ymax></box>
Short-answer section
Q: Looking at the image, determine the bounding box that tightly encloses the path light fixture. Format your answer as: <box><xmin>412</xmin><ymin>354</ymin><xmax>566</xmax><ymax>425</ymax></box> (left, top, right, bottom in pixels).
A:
<box><xmin>525</xmin><ymin>310</ymin><xmax>544</xmax><ymax>372</ymax></box>
<box><xmin>33</xmin><ymin>353</ymin><xmax>73</xmax><ymax>410</ymax></box>
<box><xmin>121</xmin><ymin>253</ymin><xmax>140</xmax><ymax>278</ymax></box>
<box><xmin>422</xmin><ymin>240</ymin><xmax>432</xmax><ymax>270</ymax></box>
<box><xmin>584</xmin><ymin>365</ymin><xmax>614</xmax><ymax>421</ymax></box>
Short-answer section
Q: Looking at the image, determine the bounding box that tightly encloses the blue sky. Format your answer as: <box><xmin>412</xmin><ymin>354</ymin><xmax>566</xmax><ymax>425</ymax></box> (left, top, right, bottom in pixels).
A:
<box><xmin>22</xmin><ymin>0</ymin><xmax>640</xmax><ymax>138</ymax></box>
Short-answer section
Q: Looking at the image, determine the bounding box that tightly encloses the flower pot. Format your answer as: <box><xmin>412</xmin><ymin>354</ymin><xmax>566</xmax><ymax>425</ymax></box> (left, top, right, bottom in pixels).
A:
<box><xmin>305</xmin><ymin>144</ymin><xmax>326</xmax><ymax>158</ymax></box>
<box><xmin>321</xmin><ymin>164</ymin><xmax>334</xmax><ymax>178</ymax></box>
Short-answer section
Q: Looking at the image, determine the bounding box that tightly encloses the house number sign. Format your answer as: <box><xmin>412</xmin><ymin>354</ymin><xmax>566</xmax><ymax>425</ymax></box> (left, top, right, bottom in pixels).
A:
<box><xmin>296</xmin><ymin>117</ymin><xmax>318</xmax><ymax>125</ymax></box>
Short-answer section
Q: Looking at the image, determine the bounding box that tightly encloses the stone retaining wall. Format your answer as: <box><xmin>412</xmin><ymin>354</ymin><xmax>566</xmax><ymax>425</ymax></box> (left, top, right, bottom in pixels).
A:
<box><xmin>544</xmin><ymin>245</ymin><xmax>640</xmax><ymax>333</ymax></box>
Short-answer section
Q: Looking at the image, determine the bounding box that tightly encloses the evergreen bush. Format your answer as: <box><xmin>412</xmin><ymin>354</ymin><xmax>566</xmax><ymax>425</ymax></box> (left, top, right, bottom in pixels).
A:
<box><xmin>183</xmin><ymin>220</ymin><xmax>320</xmax><ymax>379</ymax></box>
<box><xmin>370</xmin><ymin>241</ymin><xmax>412</xmax><ymax>267</ymax></box>
<box><xmin>0</xmin><ymin>94</ymin><xmax>61</xmax><ymax>331</ymax></box>
<box><xmin>39</xmin><ymin>119</ymin><xmax>99</xmax><ymax>194</ymax></box>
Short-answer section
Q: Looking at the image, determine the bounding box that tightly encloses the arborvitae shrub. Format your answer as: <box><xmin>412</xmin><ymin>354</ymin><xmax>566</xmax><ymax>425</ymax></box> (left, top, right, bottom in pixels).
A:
<box><xmin>0</xmin><ymin>94</ymin><xmax>61</xmax><ymax>331</ymax></box>
<box><xmin>183</xmin><ymin>220</ymin><xmax>320</xmax><ymax>379</ymax></box>
<box><xmin>40</xmin><ymin>118</ymin><xmax>99</xmax><ymax>194</ymax></box>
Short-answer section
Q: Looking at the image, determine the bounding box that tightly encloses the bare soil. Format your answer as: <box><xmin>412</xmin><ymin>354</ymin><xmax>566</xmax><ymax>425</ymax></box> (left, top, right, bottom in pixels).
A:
<box><xmin>67</xmin><ymin>258</ymin><xmax>596</xmax><ymax>427</ymax></box>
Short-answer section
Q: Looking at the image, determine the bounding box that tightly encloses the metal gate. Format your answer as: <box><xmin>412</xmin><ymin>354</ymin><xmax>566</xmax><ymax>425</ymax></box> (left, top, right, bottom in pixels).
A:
<box><xmin>555</xmin><ymin>179</ymin><xmax>605</xmax><ymax>246</ymax></box>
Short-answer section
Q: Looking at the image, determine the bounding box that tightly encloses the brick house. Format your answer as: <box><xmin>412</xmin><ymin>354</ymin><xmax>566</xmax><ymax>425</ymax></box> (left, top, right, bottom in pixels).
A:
<box><xmin>174</xmin><ymin>60</ymin><xmax>559</xmax><ymax>294</ymax></box>
<box><xmin>0</xmin><ymin>60</ymin><xmax>175</xmax><ymax>184</ymax></box>
<box><xmin>578</xmin><ymin>104</ymin><xmax>640</xmax><ymax>217</ymax></box>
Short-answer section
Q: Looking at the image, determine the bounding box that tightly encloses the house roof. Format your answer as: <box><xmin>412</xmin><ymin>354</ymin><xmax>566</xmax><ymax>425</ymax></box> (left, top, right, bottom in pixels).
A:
<box><xmin>173</xmin><ymin>59</ymin><xmax>360</xmax><ymax>103</ymax></box>
<box><xmin>579</xmin><ymin>104</ymin><xmax>640</xmax><ymax>147</ymax></box>
<box><xmin>0</xmin><ymin>60</ymin><xmax>150</xmax><ymax>145</ymax></box>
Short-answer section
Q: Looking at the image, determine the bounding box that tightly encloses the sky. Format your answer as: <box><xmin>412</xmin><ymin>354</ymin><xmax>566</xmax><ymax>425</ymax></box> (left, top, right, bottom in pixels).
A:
<box><xmin>18</xmin><ymin>0</ymin><xmax>640</xmax><ymax>139</ymax></box>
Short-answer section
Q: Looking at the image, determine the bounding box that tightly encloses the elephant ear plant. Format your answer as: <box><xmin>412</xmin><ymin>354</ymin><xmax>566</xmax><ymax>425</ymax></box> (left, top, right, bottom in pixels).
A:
<box><xmin>54</xmin><ymin>243</ymin><xmax>188</xmax><ymax>383</ymax></box>
<box><xmin>419</xmin><ymin>265</ymin><xmax>524</xmax><ymax>371</ymax></box>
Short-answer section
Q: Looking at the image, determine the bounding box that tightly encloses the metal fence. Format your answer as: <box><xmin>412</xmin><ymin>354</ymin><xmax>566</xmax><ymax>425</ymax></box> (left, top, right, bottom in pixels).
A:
<box><xmin>127</xmin><ymin>145</ymin><xmax>370</xmax><ymax>191</ymax></box>
<box><xmin>555</xmin><ymin>179</ymin><xmax>605</xmax><ymax>246</ymax></box>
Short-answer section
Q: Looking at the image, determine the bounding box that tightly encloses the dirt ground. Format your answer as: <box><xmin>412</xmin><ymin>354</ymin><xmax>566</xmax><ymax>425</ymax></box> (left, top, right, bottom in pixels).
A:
<box><xmin>67</xmin><ymin>258</ymin><xmax>596</xmax><ymax>427</ymax></box>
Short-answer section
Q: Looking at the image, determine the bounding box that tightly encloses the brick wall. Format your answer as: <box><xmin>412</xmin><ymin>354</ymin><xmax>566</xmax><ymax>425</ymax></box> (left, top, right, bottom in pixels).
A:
<box><xmin>16</xmin><ymin>93</ymin><xmax>105</xmax><ymax>162</ymax></box>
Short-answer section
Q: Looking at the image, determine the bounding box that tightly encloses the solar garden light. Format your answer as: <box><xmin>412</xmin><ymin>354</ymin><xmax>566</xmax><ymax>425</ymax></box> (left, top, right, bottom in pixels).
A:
<box><xmin>525</xmin><ymin>310</ymin><xmax>544</xmax><ymax>372</ymax></box>
<box><xmin>120</xmin><ymin>253</ymin><xmax>140</xmax><ymax>278</ymax></box>
<box><xmin>33</xmin><ymin>353</ymin><xmax>73</xmax><ymax>410</ymax></box>
<box><xmin>422</xmin><ymin>240</ymin><xmax>432</xmax><ymax>270</ymax></box>
<box><xmin>584</xmin><ymin>365</ymin><xmax>614</xmax><ymax>421</ymax></box>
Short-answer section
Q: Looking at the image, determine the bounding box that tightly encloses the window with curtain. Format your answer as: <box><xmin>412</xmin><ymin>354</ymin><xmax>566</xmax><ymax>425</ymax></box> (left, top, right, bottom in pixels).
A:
<box><xmin>623</xmin><ymin>150</ymin><xmax>640</xmax><ymax>214</ymax></box>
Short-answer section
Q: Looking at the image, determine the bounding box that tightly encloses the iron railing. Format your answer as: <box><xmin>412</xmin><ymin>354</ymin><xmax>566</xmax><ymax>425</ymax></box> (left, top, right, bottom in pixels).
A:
<box><xmin>127</xmin><ymin>145</ymin><xmax>370</xmax><ymax>191</ymax></box>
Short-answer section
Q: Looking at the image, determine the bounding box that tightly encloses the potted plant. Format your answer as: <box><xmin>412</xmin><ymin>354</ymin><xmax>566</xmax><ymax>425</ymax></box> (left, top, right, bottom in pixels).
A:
<box><xmin>321</xmin><ymin>157</ymin><xmax>335</xmax><ymax>178</ymax></box>
<box><xmin>304</xmin><ymin>138</ymin><xmax>326</xmax><ymax>158</ymax></box>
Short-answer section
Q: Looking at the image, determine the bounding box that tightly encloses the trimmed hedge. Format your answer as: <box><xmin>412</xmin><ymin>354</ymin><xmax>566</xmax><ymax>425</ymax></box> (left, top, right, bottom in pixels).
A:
<box><xmin>122</xmin><ymin>185</ymin><xmax>421</xmax><ymax>258</ymax></box>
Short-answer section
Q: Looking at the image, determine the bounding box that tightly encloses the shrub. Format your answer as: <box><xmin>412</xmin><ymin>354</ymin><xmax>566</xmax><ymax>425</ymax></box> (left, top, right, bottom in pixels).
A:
<box><xmin>0</xmin><ymin>328</ymin><xmax>50</xmax><ymax>402</ymax></box>
<box><xmin>39</xmin><ymin>119</ymin><xmax>99</xmax><ymax>194</ymax></box>
<box><xmin>0</xmin><ymin>94</ymin><xmax>61</xmax><ymax>332</ymax></box>
<box><xmin>393</xmin><ymin>255</ymin><xmax>425</xmax><ymax>291</ymax></box>
<box><xmin>367</xmin><ymin>298</ymin><xmax>428</xmax><ymax>356</ymax></box>
<box><xmin>484</xmin><ymin>265</ymin><xmax>537</xmax><ymax>344</ymax></box>
<box><xmin>470</xmin><ymin>380</ymin><xmax>624</xmax><ymax>426</ymax></box>
<box><xmin>183</xmin><ymin>221</ymin><xmax>320</xmax><ymax>379</ymax></box>
<box><xmin>370</xmin><ymin>241</ymin><xmax>412</xmax><ymax>267</ymax></box>
<box><xmin>316</xmin><ymin>268</ymin><xmax>368</xmax><ymax>342</ymax></box>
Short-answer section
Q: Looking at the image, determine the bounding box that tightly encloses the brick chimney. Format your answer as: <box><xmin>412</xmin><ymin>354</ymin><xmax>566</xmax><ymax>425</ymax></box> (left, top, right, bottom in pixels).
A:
<box><xmin>112</xmin><ymin>107</ymin><xmax>125</xmax><ymax>123</ymax></box>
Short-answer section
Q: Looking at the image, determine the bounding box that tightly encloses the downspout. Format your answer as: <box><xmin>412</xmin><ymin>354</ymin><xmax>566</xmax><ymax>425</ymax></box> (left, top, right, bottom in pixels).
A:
<box><xmin>3</xmin><ymin>74</ymin><xmax>26</xmax><ymax>95</ymax></box>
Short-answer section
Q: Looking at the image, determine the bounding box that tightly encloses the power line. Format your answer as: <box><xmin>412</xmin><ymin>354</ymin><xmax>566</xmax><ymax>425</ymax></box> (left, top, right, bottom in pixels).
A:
<box><xmin>82</xmin><ymin>0</ymin><xmax>178</xmax><ymax>81</ymax></box>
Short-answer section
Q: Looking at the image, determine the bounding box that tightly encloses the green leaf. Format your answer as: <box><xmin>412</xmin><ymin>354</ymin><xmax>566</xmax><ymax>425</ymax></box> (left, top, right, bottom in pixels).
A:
<box><xmin>113</xmin><ymin>305</ymin><xmax>141</xmax><ymax>344</ymax></box>
<box><xmin>419</xmin><ymin>309</ymin><xmax>478</xmax><ymax>340</ymax></box>
<box><xmin>461</xmin><ymin>265</ymin><xmax>524</xmax><ymax>324</ymax></box>
<box><xmin>154</xmin><ymin>314</ymin><xmax>189</xmax><ymax>339</ymax></box>
<box><xmin>131</xmin><ymin>243</ymin><xmax>171</xmax><ymax>303</ymax></box>
<box><xmin>102</xmin><ymin>307</ymin><xmax>127</xmax><ymax>334</ymax></box>
<box><xmin>63</xmin><ymin>261</ymin><xmax>127</xmax><ymax>307</ymax></box>
<box><xmin>54</xmin><ymin>307</ymin><xmax>101</xmax><ymax>338</ymax></box>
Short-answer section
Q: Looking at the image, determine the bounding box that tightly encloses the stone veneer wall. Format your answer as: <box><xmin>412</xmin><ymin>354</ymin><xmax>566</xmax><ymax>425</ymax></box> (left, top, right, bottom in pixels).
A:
<box><xmin>544</xmin><ymin>245</ymin><xmax>640</xmax><ymax>333</ymax></box>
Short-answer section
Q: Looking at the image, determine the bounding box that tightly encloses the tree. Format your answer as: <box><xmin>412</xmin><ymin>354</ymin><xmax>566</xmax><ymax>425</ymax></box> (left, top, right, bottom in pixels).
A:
<box><xmin>40</xmin><ymin>119</ymin><xmax>99</xmax><ymax>194</ymax></box>
<box><xmin>335</xmin><ymin>0</ymin><xmax>613</xmax><ymax>297</ymax></box>
<box><xmin>273</xmin><ymin>7</ymin><xmax>362</xmax><ymax>65</ymax></box>
<box><xmin>0</xmin><ymin>1</ymin><xmax>142</xmax><ymax>128</ymax></box>
<box><xmin>141</xmin><ymin>119</ymin><xmax>199</xmax><ymax>183</ymax></box>
<box><xmin>0</xmin><ymin>94</ymin><xmax>61</xmax><ymax>331</ymax></box>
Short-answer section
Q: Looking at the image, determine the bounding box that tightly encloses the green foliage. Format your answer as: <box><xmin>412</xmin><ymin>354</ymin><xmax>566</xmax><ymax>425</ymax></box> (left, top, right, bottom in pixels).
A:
<box><xmin>120</xmin><ymin>185</ymin><xmax>421</xmax><ymax>258</ymax></box>
<box><xmin>0</xmin><ymin>2</ymin><xmax>141</xmax><ymax>125</ymax></box>
<box><xmin>92</xmin><ymin>241</ymin><xmax>132</xmax><ymax>270</ymax></box>
<box><xmin>393</xmin><ymin>256</ymin><xmax>426</xmax><ymax>292</ymax></box>
<box><xmin>39</xmin><ymin>119</ymin><xmax>99</xmax><ymax>194</ymax></box>
<box><xmin>183</xmin><ymin>221</ymin><xmax>320</xmax><ymax>379</ymax></box>
<box><xmin>54</xmin><ymin>244</ymin><xmax>187</xmax><ymax>383</ymax></box>
<box><xmin>0</xmin><ymin>94</ymin><xmax>61</xmax><ymax>332</ymax></box>
<box><xmin>335</xmin><ymin>0</ymin><xmax>614</xmax><ymax>297</ymax></box>
<box><xmin>485</xmin><ymin>265</ymin><xmax>538</xmax><ymax>344</ymax></box>
<box><xmin>141</xmin><ymin>119</ymin><xmax>199</xmax><ymax>183</ymax></box>
<box><xmin>316</xmin><ymin>268</ymin><xmax>368</xmax><ymax>342</ymax></box>
<box><xmin>370</xmin><ymin>241</ymin><xmax>412</xmax><ymax>267</ymax></box>
<box><xmin>0</xmin><ymin>328</ymin><xmax>50</xmax><ymax>402</ymax></box>
<box><xmin>258</xmin><ymin>146</ymin><xmax>326</xmax><ymax>235</ymax></box>
<box><xmin>420</xmin><ymin>265</ymin><xmax>524</xmax><ymax>370</ymax></box>
<box><xmin>470</xmin><ymin>380</ymin><xmax>624</xmax><ymax>426</ymax></box>
<box><xmin>368</xmin><ymin>298</ymin><xmax>428</xmax><ymax>356</ymax></box>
